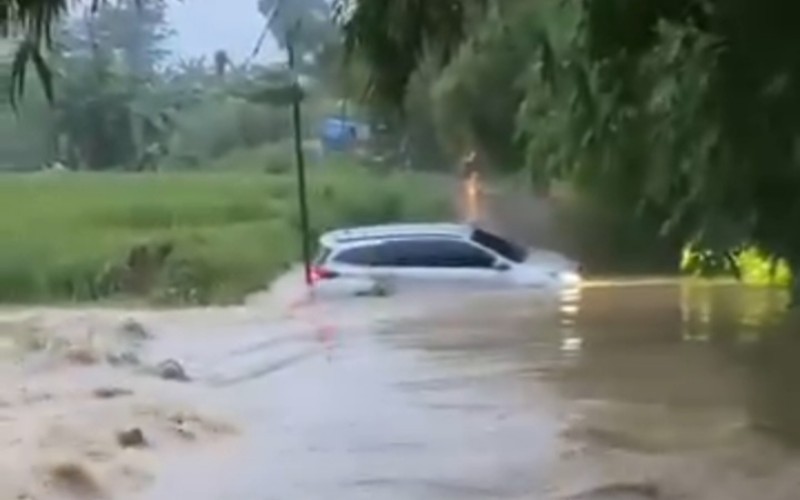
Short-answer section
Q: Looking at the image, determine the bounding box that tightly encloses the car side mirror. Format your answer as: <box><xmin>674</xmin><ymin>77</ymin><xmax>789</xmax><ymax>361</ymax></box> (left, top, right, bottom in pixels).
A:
<box><xmin>494</xmin><ymin>261</ymin><xmax>511</xmax><ymax>272</ymax></box>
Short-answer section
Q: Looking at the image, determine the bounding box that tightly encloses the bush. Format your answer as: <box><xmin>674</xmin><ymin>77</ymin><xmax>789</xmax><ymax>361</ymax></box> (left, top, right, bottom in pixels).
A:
<box><xmin>260</xmin><ymin>141</ymin><xmax>295</xmax><ymax>174</ymax></box>
<box><xmin>168</xmin><ymin>98</ymin><xmax>293</xmax><ymax>165</ymax></box>
<box><xmin>681</xmin><ymin>245</ymin><xmax>793</xmax><ymax>287</ymax></box>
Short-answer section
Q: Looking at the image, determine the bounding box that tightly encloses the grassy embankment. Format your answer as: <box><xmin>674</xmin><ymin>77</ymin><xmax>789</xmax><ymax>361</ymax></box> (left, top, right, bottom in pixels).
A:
<box><xmin>0</xmin><ymin>151</ymin><xmax>452</xmax><ymax>305</ymax></box>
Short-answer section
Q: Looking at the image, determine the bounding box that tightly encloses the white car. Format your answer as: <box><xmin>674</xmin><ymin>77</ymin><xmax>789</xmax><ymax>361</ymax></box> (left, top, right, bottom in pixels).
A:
<box><xmin>311</xmin><ymin>223</ymin><xmax>581</xmax><ymax>294</ymax></box>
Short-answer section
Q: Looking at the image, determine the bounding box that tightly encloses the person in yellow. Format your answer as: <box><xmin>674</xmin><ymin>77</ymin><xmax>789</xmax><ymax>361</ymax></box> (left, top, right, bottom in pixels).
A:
<box><xmin>461</xmin><ymin>150</ymin><xmax>482</xmax><ymax>222</ymax></box>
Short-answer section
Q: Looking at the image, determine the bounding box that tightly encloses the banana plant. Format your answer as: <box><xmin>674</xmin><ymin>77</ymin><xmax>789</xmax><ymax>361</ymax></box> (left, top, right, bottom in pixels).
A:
<box><xmin>4</xmin><ymin>0</ymin><xmax>146</xmax><ymax>106</ymax></box>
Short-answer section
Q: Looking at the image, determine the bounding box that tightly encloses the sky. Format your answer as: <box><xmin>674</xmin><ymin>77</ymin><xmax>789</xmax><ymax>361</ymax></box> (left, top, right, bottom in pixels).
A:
<box><xmin>166</xmin><ymin>0</ymin><xmax>282</xmax><ymax>64</ymax></box>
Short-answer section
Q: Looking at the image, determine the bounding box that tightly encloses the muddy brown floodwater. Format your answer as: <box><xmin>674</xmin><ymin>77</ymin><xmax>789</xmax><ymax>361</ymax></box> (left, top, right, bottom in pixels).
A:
<box><xmin>4</xmin><ymin>277</ymin><xmax>799</xmax><ymax>499</ymax></box>
<box><xmin>134</xmin><ymin>278</ymin><xmax>800</xmax><ymax>500</ymax></box>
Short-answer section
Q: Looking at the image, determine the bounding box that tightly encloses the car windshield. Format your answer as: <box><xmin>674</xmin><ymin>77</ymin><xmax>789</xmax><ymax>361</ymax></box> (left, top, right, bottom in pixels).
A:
<box><xmin>471</xmin><ymin>228</ymin><xmax>528</xmax><ymax>264</ymax></box>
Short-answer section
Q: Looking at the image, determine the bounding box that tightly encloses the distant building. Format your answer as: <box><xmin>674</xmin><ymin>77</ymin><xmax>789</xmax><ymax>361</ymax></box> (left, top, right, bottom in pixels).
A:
<box><xmin>319</xmin><ymin>117</ymin><xmax>369</xmax><ymax>153</ymax></box>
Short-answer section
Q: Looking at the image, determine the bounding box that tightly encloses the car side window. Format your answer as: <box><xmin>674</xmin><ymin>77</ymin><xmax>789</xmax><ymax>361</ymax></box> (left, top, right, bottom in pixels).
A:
<box><xmin>334</xmin><ymin>245</ymin><xmax>378</xmax><ymax>266</ymax></box>
<box><xmin>438</xmin><ymin>240</ymin><xmax>496</xmax><ymax>268</ymax></box>
<box><xmin>371</xmin><ymin>240</ymin><xmax>412</xmax><ymax>267</ymax></box>
<box><xmin>379</xmin><ymin>239</ymin><xmax>495</xmax><ymax>268</ymax></box>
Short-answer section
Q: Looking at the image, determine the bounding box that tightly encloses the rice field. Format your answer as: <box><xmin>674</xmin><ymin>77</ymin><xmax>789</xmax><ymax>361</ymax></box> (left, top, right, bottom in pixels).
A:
<box><xmin>0</xmin><ymin>163</ymin><xmax>451</xmax><ymax>304</ymax></box>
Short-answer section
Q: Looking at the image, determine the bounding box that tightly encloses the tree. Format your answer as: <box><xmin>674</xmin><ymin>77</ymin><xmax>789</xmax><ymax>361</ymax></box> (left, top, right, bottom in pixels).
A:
<box><xmin>430</xmin><ymin>1</ymin><xmax>542</xmax><ymax>171</ymax></box>
<box><xmin>337</xmin><ymin>0</ymin><xmax>800</xmax><ymax>303</ymax></box>
<box><xmin>213</xmin><ymin>50</ymin><xmax>229</xmax><ymax>78</ymax></box>
<box><xmin>98</xmin><ymin>0</ymin><xmax>168</xmax><ymax>75</ymax></box>
<box><xmin>259</xmin><ymin>0</ymin><xmax>336</xmax><ymax>57</ymax></box>
<box><xmin>517</xmin><ymin>0</ymin><xmax>800</xmax><ymax>298</ymax></box>
<box><xmin>335</xmin><ymin>0</ymin><xmax>488</xmax><ymax>107</ymax></box>
<box><xmin>3</xmin><ymin>0</ymin><xmax>103</xmax><ymax>104</ymax></box>
<box><xmin>49</xmin><ymin>0</ymin><xmax>180</xmax><ymax>169</ymax></box>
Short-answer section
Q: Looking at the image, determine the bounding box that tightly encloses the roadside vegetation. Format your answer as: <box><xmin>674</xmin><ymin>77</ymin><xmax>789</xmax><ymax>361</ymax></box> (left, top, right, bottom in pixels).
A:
<box><xmin>3</xmin><ymin>0</ymin><xmax>799</xmax><ymax>305</ymax></box>
<box><xmin>0</xmin><ymin>155</ymin><xmax>450</xmax><ymax>305</ymax></box>
<box><xmin>0</xmin><ymin>1</ymin><xmax>447</xmax><ymax>305</ymax></box>
<box><xmin>337</xmin><ymin>0</ymin><xmax>800</xmax><ymax>301</ymax></box>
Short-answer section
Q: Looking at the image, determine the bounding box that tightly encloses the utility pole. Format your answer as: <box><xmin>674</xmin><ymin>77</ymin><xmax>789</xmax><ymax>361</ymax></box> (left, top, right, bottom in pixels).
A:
<box><xmin>287</xmin><ymin>34</ymin><xmax>313</xmax><ymax>286</ymax></box>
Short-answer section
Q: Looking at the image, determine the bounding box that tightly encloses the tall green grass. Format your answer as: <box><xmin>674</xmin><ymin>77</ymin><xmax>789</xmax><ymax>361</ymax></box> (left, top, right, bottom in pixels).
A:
<box><xmin>0</xmin><ymin>163</ymin><xmax>452</xmax><ymax>305</ymax></box>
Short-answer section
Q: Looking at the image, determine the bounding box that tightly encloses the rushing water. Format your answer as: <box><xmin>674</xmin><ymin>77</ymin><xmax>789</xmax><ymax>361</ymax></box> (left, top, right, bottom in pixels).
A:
<box><xmin>383</xmin><ymin>280</ymin><xmax>800</xmax><ymax>499</ymax></box>
<box><xmin>559</xmin><ymin>280</ymin><xmax>799</xmax><ymax>440</ymax></box>
<box><xmin>47</xmin><ymin>276</ymin><xmax>797</xmax><ymax>500</ymax></box>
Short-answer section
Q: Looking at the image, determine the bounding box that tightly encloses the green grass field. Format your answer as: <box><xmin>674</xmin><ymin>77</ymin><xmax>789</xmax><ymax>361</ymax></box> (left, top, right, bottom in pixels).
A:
<box><xmin>0</xmin><ymin>164</ymin><xmax>452</xmax><ymax>305</ymax></box>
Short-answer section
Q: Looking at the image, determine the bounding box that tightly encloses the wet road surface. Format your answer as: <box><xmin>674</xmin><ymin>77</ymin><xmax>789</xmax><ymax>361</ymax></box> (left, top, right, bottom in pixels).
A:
<box><xmin>142</xmin><ymin>281</ymin><xmax>800</xmax><ymax>500</ymax></box>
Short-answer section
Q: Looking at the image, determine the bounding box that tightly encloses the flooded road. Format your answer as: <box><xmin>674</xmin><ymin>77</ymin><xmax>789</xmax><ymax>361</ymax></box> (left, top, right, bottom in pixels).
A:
<box><xmin>3</xmin><ymin>278</ymin><xmax>800</xmax><ymax>498</ymax></box>
<box><xmin>139</xmin><ymin>280</ymin><xmax>800</xmax><ymax>500</ymax></box>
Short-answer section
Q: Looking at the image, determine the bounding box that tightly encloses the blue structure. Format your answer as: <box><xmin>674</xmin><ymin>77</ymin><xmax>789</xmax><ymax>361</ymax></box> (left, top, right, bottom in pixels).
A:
<box><xmin>320</xmin><ymin>117</ymin><xmax>364</xmax><ymax>152</ymax></box>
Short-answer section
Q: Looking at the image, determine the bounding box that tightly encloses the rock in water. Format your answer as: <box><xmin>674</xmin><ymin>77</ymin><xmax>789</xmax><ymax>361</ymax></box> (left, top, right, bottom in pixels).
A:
<box><xmin>47</xmin><ymin>462</ymin><xmax>104</xmax><ymax>498</ymax></box>
<box><xmin>156</xmin><ymin>359</ymin><xmax>191</xmax><ymax>382</ymax></box>
<box><xmin>116</xmin><ymin>428</ymin><xmax>147</xmax><ymax>448</ymax></box>
<box><xmin>563</xmin><ymin>482</ymin><xmax>660</xmax><ymax>500</ymax></box>
<box><xmin>106</xmin><ymin>350</ymin><xmax>141</xmax><ymax>367</ymax></box>
<box><xmin>119</xmin><ymin>319</ymin><xmax>151</xmax><ymax>341</ymax></box>
<box><xmin>93</xmin><ymin>387</ymin><xmax>133</xmax><ymax>399</ymax></box>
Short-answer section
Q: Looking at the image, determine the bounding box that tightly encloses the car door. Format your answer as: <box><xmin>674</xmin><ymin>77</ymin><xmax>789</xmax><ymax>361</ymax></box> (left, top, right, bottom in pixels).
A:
<box><xmin>376</xmin><ymin>238</ymin><xmax>507</xmax><ymax>289</ymax></box>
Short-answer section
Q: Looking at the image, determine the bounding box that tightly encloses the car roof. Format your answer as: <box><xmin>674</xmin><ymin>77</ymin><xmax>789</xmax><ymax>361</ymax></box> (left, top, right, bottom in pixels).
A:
<box><xmin>320</xmin><ymin>223</ymin><xmax>473</xmax><ymax>248</ymax></box>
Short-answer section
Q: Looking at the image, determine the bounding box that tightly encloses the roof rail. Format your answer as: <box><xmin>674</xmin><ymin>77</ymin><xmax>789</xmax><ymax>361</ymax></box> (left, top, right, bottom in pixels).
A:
<box><xmin>320</xmin><ymin>223</ymin><xmax>471</xmax><ymax>246</ymax></box>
